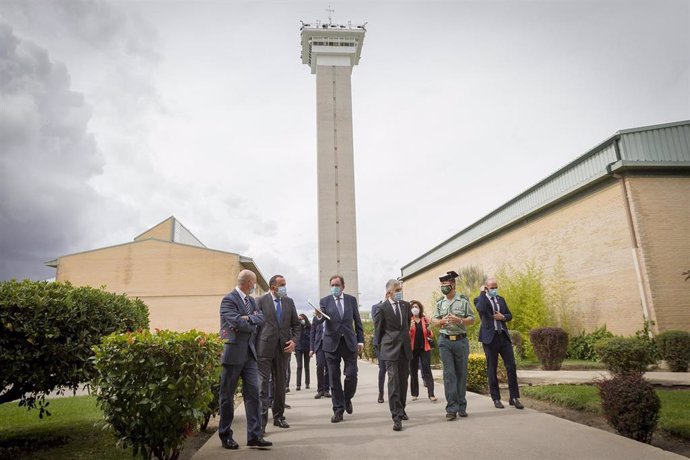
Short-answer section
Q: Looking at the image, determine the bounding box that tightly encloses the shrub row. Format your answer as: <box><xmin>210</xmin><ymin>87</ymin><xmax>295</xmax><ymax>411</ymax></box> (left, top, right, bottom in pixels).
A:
<box><xmin>567</xmin><ymin>326</ymin><xmax>614</xmax><ymax>361</ymax></box>
<box><xmin>0</xmin><ymin>280</ymin><xmax>149</xmax><ymax>415</ymax></box>
<box><xmin>93</xmin><ymin>330</ymin><xmax>222</xmax><ymax>460</ymax></box>
<box><xmin>656</xmin><ymin>330</ymin><xmax>690</xmax><ymax>372</ymax></box>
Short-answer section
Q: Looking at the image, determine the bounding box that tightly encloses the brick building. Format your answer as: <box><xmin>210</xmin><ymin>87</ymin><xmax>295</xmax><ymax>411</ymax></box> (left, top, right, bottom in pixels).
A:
<box><xmin>400</xmin><ymin>121</ymin><xmax>690</xmax><ymax>335</ymax></box>
<box><xmin>46</xmin><ymin>217</ymin><xmax>268</xmax><ymax>332</ymax></box>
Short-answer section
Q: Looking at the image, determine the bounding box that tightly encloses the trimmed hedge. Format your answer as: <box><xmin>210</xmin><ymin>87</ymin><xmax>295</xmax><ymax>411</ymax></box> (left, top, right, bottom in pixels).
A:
<box><xmin>597</xmin><ymin>372</ymin><xmax>661</xmax><ymax>443</ymax></box>
<box><xmin>93</xmin><ymin>330</ymin><xmax>222</xmax><ymax>460</ymax></box>
<box><xmin>656</xmin><ymin>330</ymin><xmax>690</xmax><ymax>372</ymax></box>
<box><xmin>530</xmin><ymin>327</ymin><xmax>569</xmax><ymax>370</ymax></box>
<box><xmin>467</xmin><ymin>353</ymin><xmax>489</xmax><ymax>393</ymax></box>
<box><xmin>595</xmin><ymin>337</ymin><xmax>655</xmax><ymax>375</ymax></box>
<box><xmin>567</xmin><ymin>326</ymin><xmax>614</xmax><ymax>361</ymax></box>
<box><xmin>0</xmin><ymin>280</ymin><xmax>149</xmax><ymax>416</ymax></box>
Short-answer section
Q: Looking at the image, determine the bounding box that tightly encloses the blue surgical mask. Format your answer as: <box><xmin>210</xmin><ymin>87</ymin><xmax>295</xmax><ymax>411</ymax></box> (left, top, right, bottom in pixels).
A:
<box><xmin>488</xmin><ymin>288</ymin><xmax>498</xmax><ymax>297</ymax></box>
<box><xmin>394</xmin><ymin>291</ymin><xmax>403</xmax><ymax>302</ymax></box>
<box><xmin>277</xmin><ymin>286</ymin><xmax>288</xmax><ymax>298</ymax></box>
<box><xmin>331</xmin><ymin>286</ymin><xmax>342</xmax><ymax>297</ymax></box>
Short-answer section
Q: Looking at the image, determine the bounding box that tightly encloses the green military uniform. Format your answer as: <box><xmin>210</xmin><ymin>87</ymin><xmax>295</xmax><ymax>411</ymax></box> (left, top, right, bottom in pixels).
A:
<box><xmin>432</xmin><ymin>293</ymin><xmax>474</xmax><ymax>416</ymax></box>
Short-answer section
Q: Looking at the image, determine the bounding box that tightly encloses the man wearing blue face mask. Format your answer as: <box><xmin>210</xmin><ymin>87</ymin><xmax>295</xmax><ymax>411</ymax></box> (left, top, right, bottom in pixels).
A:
<box><xmin>373</xmin><ymin>279</ymin><xmax>412</xmax><ymax>431</ymax></box>
<box><xmin>314</xmin><ymin>275</ymin><xmax>364</xmax><ymax>423</ymax></box>
<box><xmin>256</xmin><ymin>275</ymin><xmax>301</xmax><ymax>433</ymax></box>
<box><xmin>474</xmin><ymin>277</ymin><xmax>522</xmax><ymax>410</ymax></box>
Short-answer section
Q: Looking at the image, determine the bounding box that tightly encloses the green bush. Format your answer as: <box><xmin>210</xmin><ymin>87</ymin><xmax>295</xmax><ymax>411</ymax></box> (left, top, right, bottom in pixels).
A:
<box><xmin>93</xmin><ymin>329</ymin><xmax>222</xmax><ymax>460</ymax></box>
<box><xmin>597</xmin><ymin>372</ymin><xmax>661</xmax><ymax>443</ymax></box>
<box><xmin>530</xmin><ymin>327</ymin><xmax>569</xmax><ymax>370</ymax></box>
<box><xmin>568</xmin><ymin>326</ymin><xmax>615</xmax><ymax>361</ymax></box>
<box><xmin>656</xmin><ymin>330</ymin><xmax>690</xmax><ymax>372</ymax></box>
<box><xmin>467</xmin><ymin>353</ymin><xmax>488</xmax><ymax>393</ymax></box>
<box><xmin>495</xmin><ymin>262</ymin><xmax>550</xmax><ymax>358</ymax></box>
<box><xmin>596</xmin><ymin>337</ymin><xmax>656</xmax><ymax>375</ymax></box>
<box><xmin>0</xmin><ymin>280</ymin><xmax>149</xmax><ymax>416</ymax></box>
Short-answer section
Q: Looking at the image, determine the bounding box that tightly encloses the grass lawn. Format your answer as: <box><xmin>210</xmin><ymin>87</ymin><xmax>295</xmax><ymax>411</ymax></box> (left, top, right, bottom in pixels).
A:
<box><xmin>0</xmin><ymin>395</ymin><xmax>132</xmax><ymax>459</ymax></box>
<box><xmin>522</xmin><ymin>384</ymin><xmax>690</xmax><ymax>439</ymax></box>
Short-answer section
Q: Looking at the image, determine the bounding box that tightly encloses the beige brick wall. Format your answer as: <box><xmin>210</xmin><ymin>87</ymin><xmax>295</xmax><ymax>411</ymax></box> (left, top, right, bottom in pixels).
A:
<box><xmin>625</xmin><ymin>175</ymin><xmax>690</xmax><ymax>333</ymax></box>
<box><xmin>55</xmin><ymin>239</ymin><xmax>265</xmax><ymax>332</ymax></box>
<box><xmin>403</xmin><ymin>180</ymin><xmax>645</xmax><ymax>335</ymax></box>
<box><xmin>134</xmin><ymin>218</ymin><xmax>172</xmax><ymax>241</ymax></box>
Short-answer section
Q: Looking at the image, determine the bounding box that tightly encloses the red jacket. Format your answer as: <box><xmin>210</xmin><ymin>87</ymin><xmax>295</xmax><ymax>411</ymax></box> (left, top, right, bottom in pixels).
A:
<box><xmin>409</xmin><ymin>316</ymin><xmax>433</xmax><ymax>352</ymax></box>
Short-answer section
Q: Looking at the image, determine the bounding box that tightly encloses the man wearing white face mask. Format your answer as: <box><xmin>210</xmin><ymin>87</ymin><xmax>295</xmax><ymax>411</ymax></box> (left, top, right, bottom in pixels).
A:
<box><xmin>373</xmin><ymin>279</ymin><xmax>412</xmax><ymax>431</ymax></box>
<box><xmin>256</xmin><ymin>275</ymin><xmax>300</xmax><ymax>433</ymax></box>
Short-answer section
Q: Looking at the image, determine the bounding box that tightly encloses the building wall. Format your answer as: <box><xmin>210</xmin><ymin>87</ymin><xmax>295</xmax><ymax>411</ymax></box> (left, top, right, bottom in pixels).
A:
<box><xmin>626</xmin><ymin>175</ymin><xmax>690</xmax><ymax>332</ymax></box>
<box><xmin>55</xmin><ymin>239</ymin><xmax>261</xmax><ymax>332</ymax></box>
<box><xmin>135</xmin><ymin>219</ymin><xmax>172</xmax><ymax>241</ymax></box>
<box><xmin>402</xmin><ymin>180</ymin><xmax>646</xmax><ymax>335</ymax></box>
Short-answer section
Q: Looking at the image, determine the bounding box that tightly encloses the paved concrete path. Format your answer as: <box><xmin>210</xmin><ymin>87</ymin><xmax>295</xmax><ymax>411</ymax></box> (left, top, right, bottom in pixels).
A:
<box><xmin>193</xmin><ymin>359</ymin><xmax>683</xmax><ymax>460</ymax></box>
<box><xmin>516</xmin><ymin>369</ymin><xmax>690</xmax><ymax>386</ymax></box>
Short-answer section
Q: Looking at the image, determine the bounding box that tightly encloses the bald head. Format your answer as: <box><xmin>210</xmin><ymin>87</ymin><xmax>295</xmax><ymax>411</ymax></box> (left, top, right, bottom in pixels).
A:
<box><xmin>237</xmin><ymin>269</ymin><xmax>257</xmax><ymax>294</ymax></box>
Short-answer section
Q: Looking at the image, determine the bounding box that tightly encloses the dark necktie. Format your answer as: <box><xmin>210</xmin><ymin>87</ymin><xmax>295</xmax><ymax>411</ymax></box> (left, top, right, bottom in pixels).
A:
<box><xmin>490</xmin><ymin>297</ymin><xmax>502</xmax><ymax>332</ymax></box>
<box><xmin>275</xmin><ymin>297</ymin><xmax>282</xmax><ymax>323</ymax></box>
<box><xmin>393</xmin><ymin>301</ymin><xmax>402</xmax><ymax>325</ymax></box>
<box><xmin>243</xmin><ymin>295</ymin><xmax>252</xmax><ymax>316</ymax></box>
<box><xmin>336</xmin><ymin>297</ymin><xmax>344</xmax><ymax>317</ymax></box>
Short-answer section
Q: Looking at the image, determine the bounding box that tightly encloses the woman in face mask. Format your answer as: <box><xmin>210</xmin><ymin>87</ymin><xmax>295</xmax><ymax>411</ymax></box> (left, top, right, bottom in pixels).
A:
<box><xmin>294</xmin><ymin>313</ymin><xmax>312</xmax><ymax>391</ymax></box>
<box><xmin>409</xmin><ymin>300</ymin><xmax>436</xmax><ymax>402</ymax></box>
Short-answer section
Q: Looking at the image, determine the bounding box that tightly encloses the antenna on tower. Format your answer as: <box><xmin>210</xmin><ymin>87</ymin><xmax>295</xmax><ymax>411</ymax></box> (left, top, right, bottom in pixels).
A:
<box><xmin>326</xmin><ymin>5</ymin><xmax>334</xmax><ymax>25</ymax></box>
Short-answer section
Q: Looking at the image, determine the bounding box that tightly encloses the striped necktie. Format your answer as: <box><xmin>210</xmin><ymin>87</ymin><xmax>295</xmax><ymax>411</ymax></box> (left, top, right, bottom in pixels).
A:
<box><xmin>243</xmin><ymin>295</ymin><xmax>252</xmax><ymax>315</ymax></box>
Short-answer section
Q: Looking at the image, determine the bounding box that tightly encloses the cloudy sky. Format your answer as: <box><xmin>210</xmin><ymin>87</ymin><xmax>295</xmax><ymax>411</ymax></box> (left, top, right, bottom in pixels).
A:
<box><xmin>1</xmin><ymin>0</ymin><xmax>688</xmax><ymax>309</ymax></box>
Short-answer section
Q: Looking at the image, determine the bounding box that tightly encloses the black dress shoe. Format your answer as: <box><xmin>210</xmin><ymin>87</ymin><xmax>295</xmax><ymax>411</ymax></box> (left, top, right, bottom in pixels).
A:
<box><xmin>284</xmin><ymin>403</ymin><xmax>291</xmax><ymax>409</ymax></box>
<box><xmin>345</xmin><ymin>399</ymin><xmax>353</xmax><ymax>414</ymax></box>
<box><xmin>324</xmin><ymin>391</ymin><xmax>331</xmax><ymax>398</ymax></box>
<box><xmin>221</xmin><ymin>437</ymin><xmax>239</xmax><ymax>450</ymax></box>
<box><xmin>273</xmin><ymin>418</ymin><xmax>290</xmax><ymax>428</ymax></box>
<box><xmin>296</xmin><ymin>386</ymin><xmax>301</xmax><ymax>391</ymax></box>
<box><xmin>510</xmin><ymin>398</ymin><xmax>524</xmax><ymax>409</ymax></box>
<box><xmin>377</xmin><ymin>393</ymin><xmax>384</xmax><ymax>403</ymax></box>
<box><xmin>331</xmin><ymin>413</ymin><xmax>343</xmax><ymax>423</ymax></box>
<box><xmin>393</xmin><ymin>420</ymin><xmax>402</xmax><ymax>431</ymax></box>
<box><xmin>401</xmin><ymin>412</ymin><xmax>409</xmax><ymax>421</ymax></box>
<box><xmin>314</xmin><ymin>392</ymin><xmax>322</xmax><ymax>399</ymax></box>
<box><xmin>285</xmin><ymin>388</ymin><xmax>290</xmax><ymax>393</ymax></box>
<box><xmin>494</xmin><ymin>400</ymin><xmax>505</xmax><ymax>409</ymax></box>
<box><xmin>445</xmin><ymin>412</ymin><xmax>457</xmax><ymax>421</ymax></box>
<box><xmin>458</xmin><ymin>410</ymin><xmax>468</xmax><ymax>417</ymax></box>
<box><xmin>306</xmin><ymin>385</ymin><xmax>310</xmax><ymax>389</ymax></box>
<box><xmin>247</xmin><ymin>438</ymin><xmax>272</xmax><ymax>448</ymax></box>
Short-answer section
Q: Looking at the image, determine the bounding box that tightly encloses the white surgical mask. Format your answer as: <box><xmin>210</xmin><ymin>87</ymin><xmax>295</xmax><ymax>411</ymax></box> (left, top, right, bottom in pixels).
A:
<box><xmin>411</xmin><ymin>307</ymin><xmax>420</xmax><ymax>316</ymax></box>
<box><xmin>277</xmin><ymin>286</ymin><xmax>288</xmax><ymax>298</ymax></box>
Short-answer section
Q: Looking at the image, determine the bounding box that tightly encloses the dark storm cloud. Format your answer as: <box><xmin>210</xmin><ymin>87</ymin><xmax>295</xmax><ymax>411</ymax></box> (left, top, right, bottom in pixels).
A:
<box><xmin>0</xmin><ymin>22</ymin><xmax>111</xmax><ymax>280</ymax></box>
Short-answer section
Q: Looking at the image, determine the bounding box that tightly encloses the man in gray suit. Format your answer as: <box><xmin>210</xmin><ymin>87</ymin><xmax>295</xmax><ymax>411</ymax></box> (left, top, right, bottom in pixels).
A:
<box><xmin>218</xmin><ymin>269</ymin><xmax>271</xmax><ymax>449</ymax></box>
<box><xmin>374</xmin><ymin>279</ymin><xmax>412</xmax><ymax>431</ymax></box>
<box><xmin>256</xmin><ymin>274</ymin><xmax>300</xmax><ymax>433</ymax></box>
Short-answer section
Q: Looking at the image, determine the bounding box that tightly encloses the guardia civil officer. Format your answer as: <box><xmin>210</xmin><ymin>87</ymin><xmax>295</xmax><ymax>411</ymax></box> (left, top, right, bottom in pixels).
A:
<box><xmin>431</xmin><ymin>271</ymin><xmax>475</xmax><ymax>420</ymax></box>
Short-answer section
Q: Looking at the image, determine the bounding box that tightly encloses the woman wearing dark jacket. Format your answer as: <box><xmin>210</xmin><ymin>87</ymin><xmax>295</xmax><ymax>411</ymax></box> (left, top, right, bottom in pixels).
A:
<box><xmin>294</xmin><ymin>313</ymin><xmax>311</xmax><ymax>391</ymax></box>
<box><xmin>409</xmin><ymin>300</ymin><xmax>436</xmax><ymax>401</ymax></box>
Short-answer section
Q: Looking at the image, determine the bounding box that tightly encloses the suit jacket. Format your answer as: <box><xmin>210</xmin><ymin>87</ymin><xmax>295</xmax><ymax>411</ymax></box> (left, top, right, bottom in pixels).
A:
<box><xmin>310</xmin><ymin>317</ymin><xmax>324</xmax><ymax>352</ymax></box>
<box><xmin>374</xmin><ymin>299</ymin><xmax>413</xmax><ymax>361</ymax></box>
<box><xmin>315</xmin><ymin>293</ymin><xmax>364</xmax><ymax>354</ymax></box>
<box><xmin>255</xmin><ymin>293</ymin><xmax>300</xmax><ymax>359</ymax></box>
<box><xmin>473</xmin><ymin>293</ymin><xmax>513</xmax><ymax>345</ymax></box>
<box><xmin>371</xmin><ymin>301</ymin><xmax>383</xmax><ymax>347</ymax></box>
<box><xmin>219</xmin><ymin>289</ymin><xmax>265</xmax><ymax>365</ymax></box>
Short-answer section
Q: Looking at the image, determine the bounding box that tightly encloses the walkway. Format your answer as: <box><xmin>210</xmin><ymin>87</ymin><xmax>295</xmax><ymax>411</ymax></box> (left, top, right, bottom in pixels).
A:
<box><xmin>193</xmin><ymin>359</ymin><xmax>684</xmax><ymax>460</ymax></box>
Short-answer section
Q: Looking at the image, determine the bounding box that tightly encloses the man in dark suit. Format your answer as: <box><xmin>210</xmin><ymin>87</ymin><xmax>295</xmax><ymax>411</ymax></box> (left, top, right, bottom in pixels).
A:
<box><xmin>371</xmin><ymin>299</ymin><xmax>386</xmax><ymax>404</ymax></box>
<box><xmin>473</xmin><ymin>277</ymin><xmax>523</xmax><ymax>410</ymax></box>
<box><xmin>314</xmin><ymin>275</ymin><xmax>364</xmax><ymax>423</ymax></box>
<box><xmin>218</xmin><ymin>269</ymin><xmax>272</xmax><ymax>449</ymax></box>
<box><xmin>309</xmin><ymin>315</ymin><xmax>331</xmax><ymax>399</ymax></box>
<box><xmin>256</xmin><ymin>274</ymin><xmax>300</xmax><ymax>432</ymax></box>
<box><xmin>374</xmin><ymin>279</ymin><xmax>412</xmax><ymax>431</ymax></box>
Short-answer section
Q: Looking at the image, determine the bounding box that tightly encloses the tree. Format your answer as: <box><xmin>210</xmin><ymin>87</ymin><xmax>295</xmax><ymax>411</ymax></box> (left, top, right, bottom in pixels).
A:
<box><xmin>0</xmin><ymin>280</ymin><xmax>149</xmax><ymax>416</ymax></box>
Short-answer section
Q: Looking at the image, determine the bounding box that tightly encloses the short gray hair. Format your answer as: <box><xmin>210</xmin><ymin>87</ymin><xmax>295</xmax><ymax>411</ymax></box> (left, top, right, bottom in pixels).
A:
<box><xmin>385</xmin><ymin>279</ymin><xmax>400</xmax><ymax>293</ymax></box>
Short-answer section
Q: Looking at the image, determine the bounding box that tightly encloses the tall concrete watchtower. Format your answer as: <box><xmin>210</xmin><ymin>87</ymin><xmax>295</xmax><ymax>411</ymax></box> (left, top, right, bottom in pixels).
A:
<box><xmin>300</xmin><ymin>18</ymin><xmax>366</xmax><ymax>300</ymax></box>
